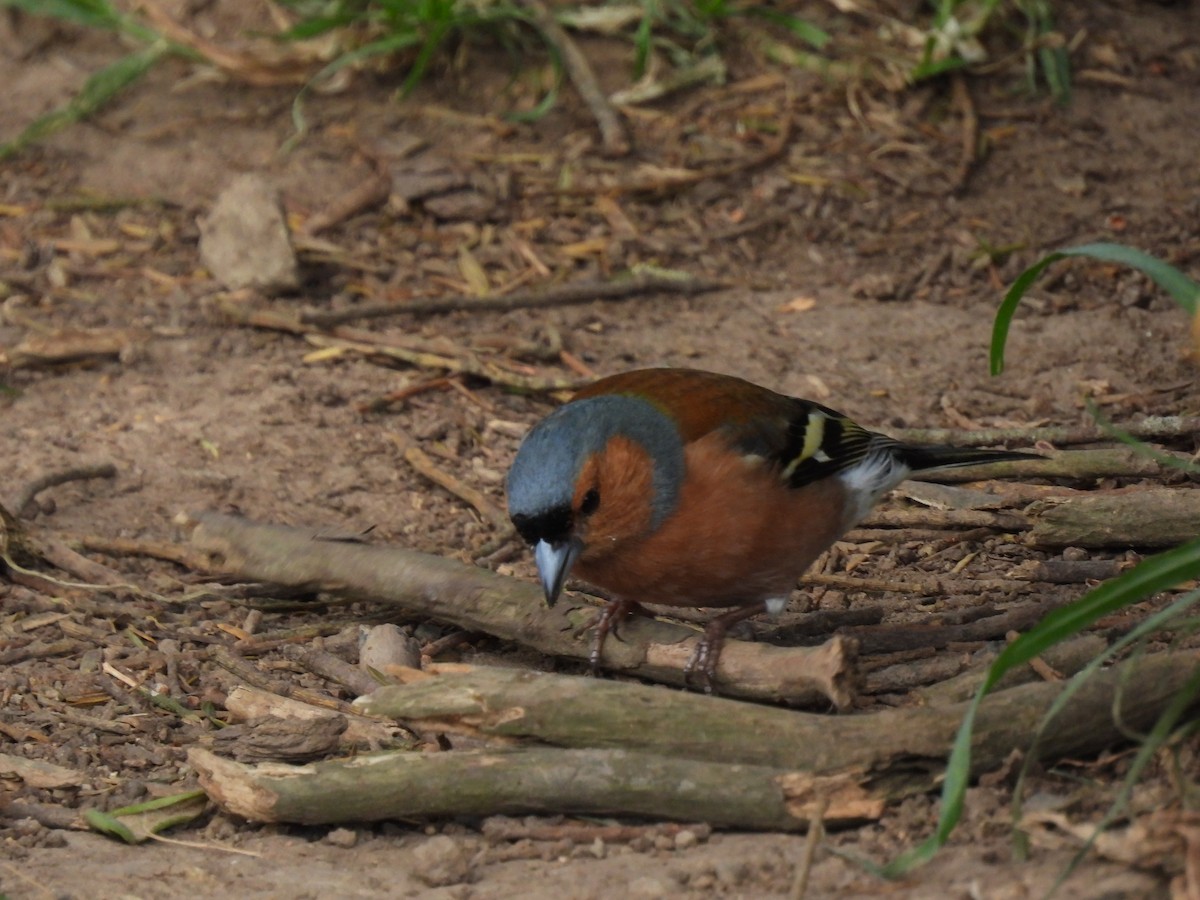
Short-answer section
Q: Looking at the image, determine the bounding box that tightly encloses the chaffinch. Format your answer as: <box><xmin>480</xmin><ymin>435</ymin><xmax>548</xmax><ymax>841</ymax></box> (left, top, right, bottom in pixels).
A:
<box><xmin>506</xmin><ymin>367</ymin><xmax>1038</xmax><ymax>687</ymax></box>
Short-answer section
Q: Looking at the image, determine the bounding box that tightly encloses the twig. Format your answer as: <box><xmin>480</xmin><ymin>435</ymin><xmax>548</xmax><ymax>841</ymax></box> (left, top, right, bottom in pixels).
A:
<box><xmin>305</xmin><ymin>333</ymin><xmax>580</xmax><ymax>393</ymax></box>
<box><xmin>208</xmin><ymin>645</ymin><xmax>356</xmax><ymax>714</ymax></box>
<box><xmin>556</xmin><ymin>93</ymin><xmax>795</xmax><ymax>196</ymax></box>
<box><xmin>914</xmin><ymin>633</ymin><xmax>1108</xmax><ymax>706</ymax></box>
<box><xmin>302</xmin><ymin>168</ymin><xmax>392</xmax><ymax>235</ymax></box>
<box><xmin>355</xmin><ymin>376</ymin><xmax>456</xmax><ymax>414</ymax></box>
<box><xmin>27</xmin><ymin>532</ymin><xmax>127</xmax><ymax>586</ymax></box>
<box><xmin>790</xmin><ymin>796</ymin><xmax>828</xmax><ymax>900</ymax></box>
<box><xmin>950</xmin><ymin>72</ymin><xmax>978</xmax><ymax>192</ymax></box>
<box><xmin>525</xmin><ymin>0</ymin><xmax>630</xmax><ymax>157</ymax></box>
<box><xmin>859</xmin><ymin>507</ymin><xmax>1029</xmax><ymax>531</ymax></box>
<box><xmin>65</xmin><ymin>532</ymin><xmax>215</xmax><ymax>571</ymax></box>
<box><xmin>800</xmin><ymin>572</ymin><xmax>1030</xmax><ymax>596</ymax></box>
<box><xmin>845</xmin><ymin>601</ymin><xmax>1067</xmax><ymax>656</ymax></box>
<box><xmin>389</xmin><ymin>433</ymin><xmax>510</xmax><ymax>531</ymax></box>
<box><xmin>480</xmin><ymin>816</ymin><xmax>711</xmax><ymax>844</ymax></box>
<box><xmin>891</xmin><ymin>416</ymin><xmax>1200</xmax><ymax>447</ymax></box>
<box><xmin>10</xmin><ymin>462</ymin><xmax>116</xmax><ymax>517</ymax></box>
<box><xmin>298</xmin><ymin>275</ymin><xmax>725</xmax><ymax>328</ymax></box>
<box><xmin>913</xmin><ymin>448</ymin><xmax>1185</xmax><ymax>482</ymax></box>
<box><xmin>279</xmin><ymin>644</ymin><xmax>379</xmax><ymax>698</ymax></box>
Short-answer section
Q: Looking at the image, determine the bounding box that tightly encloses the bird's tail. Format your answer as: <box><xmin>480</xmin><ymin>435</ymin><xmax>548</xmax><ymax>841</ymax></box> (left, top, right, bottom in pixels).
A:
<box><xmin>898</xmin><ymin>444</ymin><xmax>1041</xmax><ymax>473</ymax></box>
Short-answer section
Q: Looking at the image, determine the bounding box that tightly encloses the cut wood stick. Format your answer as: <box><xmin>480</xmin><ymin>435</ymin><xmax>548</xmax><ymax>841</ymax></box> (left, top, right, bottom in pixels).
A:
<box><xmin>189</xmin><ymin>649</ymin><xmax>1200</xmax><ymax>829</ymax></box>
<box><xmin>184</xmin><ymin>511</ymin><xmax>856</xmax><ymax>706</ymax></box>
<box><xmin>189</xmin><ymin>745</ymin><xmax>879</xmax><ymax>830</ymax></box>
<box><xmin>1027</xmin><ymin>488</ymin><xmax>1200</xmax><ymax>547</ymax></box>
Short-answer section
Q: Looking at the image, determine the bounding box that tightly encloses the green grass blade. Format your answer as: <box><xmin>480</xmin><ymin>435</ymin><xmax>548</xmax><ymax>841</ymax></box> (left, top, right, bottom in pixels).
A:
<box><xmin>85</xmin><ymin>789</ymin><xmax>208</xmax><ymax>843</ymax></box>
<box><xmin>1010</xmin><ymin>589</ymin><xmax>1200</xmax><ymax>846</ymax></box>
<box><xmin>83</xmin><ymin>809</ymin><xmax>139</xmax><ymax>844</ymax></box>
<box><xmin>883</xmin><ymin>537</ymin><xmax>1200</xmax><ymax>876</ymax></box>
<box><xmin>1046</xmin><ymin>656</ymin><xmax>1200</xmax><ymax>894</ymax></box>
<box><xmin>745</xmin><ymin>9</ymin><xmax>829</xmax><ymax>49</ymax></box>
<box><xmin>0</xmin><ymin>43</ymin><xmax>168</xmax><ymax>160</ymax></box>
<box><xmin>1</xmin><ymin>0</ymin><xmax>122</xmax><ymax>29</ymax></box>
<box><xmin>1083</xmin><ymin>398</ymin><xmax>1200</xmax><ymax>474</ymax></box>
<box><xmin>990</xmin><ymin>242</ymin><xmax>1200</xmax><ymax>375</ymax></box>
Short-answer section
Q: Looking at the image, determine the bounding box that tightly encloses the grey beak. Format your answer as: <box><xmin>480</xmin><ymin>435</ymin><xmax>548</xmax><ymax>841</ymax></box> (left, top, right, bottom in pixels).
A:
<box><xmin>534</xmin><ymin>538</ymin><xmax>583</xmax><ymax>606</ymax></box>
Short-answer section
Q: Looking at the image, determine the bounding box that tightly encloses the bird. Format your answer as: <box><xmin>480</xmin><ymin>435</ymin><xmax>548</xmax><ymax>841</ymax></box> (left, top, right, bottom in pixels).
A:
<box><xmin>506</xmin><ymin>367</ymin><xmax>1039</xmax><ymax>688</ymax></box>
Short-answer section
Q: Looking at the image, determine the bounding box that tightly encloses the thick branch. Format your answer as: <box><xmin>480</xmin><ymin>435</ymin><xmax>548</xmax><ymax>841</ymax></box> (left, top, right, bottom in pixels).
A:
<box><xmin>189</xmin><ymin>745</ymin><xmax>877</xmax><ymax>830</ymax></box>
<box><xmin>185</xmin><ymin>512</ymin><xmax>855</xmax><ymax>706</ymax></box>
<box><xmin>190</xmin><ymin>650</ymin><xmax>1200</xmax><ymax>829</ymax></box>
<box><xmin>356</xmin><ymin>655</ymin><xmax>1199</xmax><ymax>775</ymax></box>
<box><xmin>1028</xmin><ymin>489</ymin><xmax>1200</xmax><ymax>547</ymax></box>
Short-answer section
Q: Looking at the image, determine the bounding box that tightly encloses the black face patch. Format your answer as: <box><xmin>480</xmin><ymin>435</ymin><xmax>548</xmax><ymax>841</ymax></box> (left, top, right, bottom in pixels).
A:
<box><xmin>511</xmin><ymin>504</ymin><xmax>573</xmax><ymax>547</ymax></box>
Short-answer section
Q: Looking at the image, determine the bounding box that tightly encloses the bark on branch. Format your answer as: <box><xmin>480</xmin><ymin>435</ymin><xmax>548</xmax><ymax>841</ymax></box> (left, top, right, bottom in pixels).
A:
<box><xmin>184</xmin><ymin>512</ymin><xmax>855</xmax><ymax>706</ymax></box>
<box><xmin>189</xmin><ymin>650</ymin><xmax>1200</xmax><ymax>829</ymax></box>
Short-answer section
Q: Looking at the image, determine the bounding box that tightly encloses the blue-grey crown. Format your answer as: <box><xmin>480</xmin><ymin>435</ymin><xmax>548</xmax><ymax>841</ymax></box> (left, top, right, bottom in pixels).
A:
<box><xmin>506</xmin><ymin>395</ymin><xmax>685</xmax><ymax>536</ymax></box>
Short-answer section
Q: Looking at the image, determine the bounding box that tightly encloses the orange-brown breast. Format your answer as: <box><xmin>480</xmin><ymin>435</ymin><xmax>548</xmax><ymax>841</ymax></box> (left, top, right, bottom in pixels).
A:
<box><xmin>574</xmin><ymin>432</ymin><xmax>847</xmax><ymax>607</ymax></box>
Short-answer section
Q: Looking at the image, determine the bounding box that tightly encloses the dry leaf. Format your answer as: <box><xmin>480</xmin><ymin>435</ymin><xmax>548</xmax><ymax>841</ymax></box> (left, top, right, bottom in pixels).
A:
<box><xmin>777</xmin><ymin>296</ymin><xmax>817</xmax><ymax>313</ymax></box>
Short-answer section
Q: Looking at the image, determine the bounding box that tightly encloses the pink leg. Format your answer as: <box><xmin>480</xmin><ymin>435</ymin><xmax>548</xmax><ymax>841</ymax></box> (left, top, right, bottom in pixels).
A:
<box><xmin>684</xmin><ymin>601</ymin><xmax>767</xmax><ymax>692</ymax></box>
<box><xmin>586</xmin><ymin>597</ymin><xmax>643</xmax><ymax>674</ymax></box>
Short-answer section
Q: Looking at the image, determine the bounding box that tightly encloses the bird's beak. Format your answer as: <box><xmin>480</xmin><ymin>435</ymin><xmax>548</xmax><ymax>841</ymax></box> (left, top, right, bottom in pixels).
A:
<box><xmin>534</xmin><ymin>537</ymin><xmax>583</xmax><ymax>606</ymax></box>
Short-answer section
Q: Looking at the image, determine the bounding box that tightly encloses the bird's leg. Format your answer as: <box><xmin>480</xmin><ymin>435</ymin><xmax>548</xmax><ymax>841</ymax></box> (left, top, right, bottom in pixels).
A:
<box><xmin>586</xmin><ymin>597</ymin><xmax>642</xmax><ymax>674</ymax></box>
<box><xmin>684</xmin><ymin>601</ymin><xmax>768</xmax><ymax>692</ymax></box>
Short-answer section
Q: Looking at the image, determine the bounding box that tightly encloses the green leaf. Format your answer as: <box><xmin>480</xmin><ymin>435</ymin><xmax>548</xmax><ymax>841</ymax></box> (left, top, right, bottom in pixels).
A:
<box><xmin>84</xmin><ymin>809</ymin><xmax>140</xmax><ymax>844</ymax></box>
<box><xmin>84</xmin><ymin>789</ymin><xmax>209</xmax><ymax>844</ymax></box>
<box><xmin>991</xmin><ymin>242</ymin><xmax>1200</xmax><ymax>375</ymax></box>
<box><xmin>884</xmin><ymin>538</ymin><xmax>1200</xmax><ymax>876</ymax></box>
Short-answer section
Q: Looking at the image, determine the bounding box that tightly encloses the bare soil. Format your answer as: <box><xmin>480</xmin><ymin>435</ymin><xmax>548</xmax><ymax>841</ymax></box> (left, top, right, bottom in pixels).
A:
<box><xmin>2</xmin><ymin>1</ymin><xmax>1199</xmax><ymax>897</ymax></box>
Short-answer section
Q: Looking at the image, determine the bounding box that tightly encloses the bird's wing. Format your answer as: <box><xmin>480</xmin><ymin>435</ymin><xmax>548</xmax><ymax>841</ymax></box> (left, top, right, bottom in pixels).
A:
<box><xmin>573</xmin><ymin>368</ymin><xmax>887</xmax><ymax>489</ymax></box>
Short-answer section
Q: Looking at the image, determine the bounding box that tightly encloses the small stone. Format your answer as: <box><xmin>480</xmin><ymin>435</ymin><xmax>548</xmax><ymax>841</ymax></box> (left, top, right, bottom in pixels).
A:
<box><xmin>715</xmin><ymin>860</ymin><xmax>749</xmax><ymax>886</ymax></box>
<box><xmin>325</xmin><ymin>827</ymin><xmax>358</xmax><ymax>848</ymax></box>
<box><xmin>628</xmin><ymin>876</ymin><xmax>674</xmax><ymax>897</ymax></box>
<box><xmin>673</xmin><ymin>829</ymin><xmax>698</xmax><ymax>850</ymax></box>
<box><xmin>359</xmin><ymin>624</ymin><xmax>422</xmax><ymax>672</ymax></box>
<box><xmin>409</xmin><ymin>834</ymin><xmax>471</xmax><ymax>887</ymax></box>
<box><xmin>198</xmin><ymin>174</ymin><xmax>298</xmax><ymax>293</ymax></box>
<box><xmin>590</xmin><ymin>837</ymin><xmax>606</xmax><ymax>859</ymax></box>
<box><xmin>653</xmin><ymin>834</ymin><xmax>674</xmax><ymax>851</ymax></box>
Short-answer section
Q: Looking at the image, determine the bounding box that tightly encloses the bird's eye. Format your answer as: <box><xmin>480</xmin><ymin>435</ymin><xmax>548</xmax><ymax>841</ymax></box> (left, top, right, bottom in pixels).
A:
<box><xmin>579</xmin><ymin>489</ymin><xmax>600</xmax><ymax>516</ymax></box>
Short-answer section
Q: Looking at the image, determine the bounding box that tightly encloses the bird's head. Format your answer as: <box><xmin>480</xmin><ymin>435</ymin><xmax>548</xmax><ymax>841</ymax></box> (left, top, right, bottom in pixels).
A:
<box><xmin>506</xmin><ymin>394</ymin><xmax>685</xmax><ymax>606</ymax></box>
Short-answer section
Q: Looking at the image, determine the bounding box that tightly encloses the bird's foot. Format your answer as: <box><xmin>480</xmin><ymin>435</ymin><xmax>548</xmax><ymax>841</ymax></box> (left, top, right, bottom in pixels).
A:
<box><xmin>682</xmin><ymin>631</ymin><xmax>725</xmax><ymax>694</ymax></box>
<box><xmin>682</xmin><ymin>602</ymin><xmax>768</xmax><ymax>693</ymax></box>
<box><xmin>584</xmin><ymin>598</ymin><xmax>642</xmax><ymax>675</ymax></box>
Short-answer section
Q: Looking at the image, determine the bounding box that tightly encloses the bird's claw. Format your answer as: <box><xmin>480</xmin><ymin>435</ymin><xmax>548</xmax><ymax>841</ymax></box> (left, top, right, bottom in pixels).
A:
<box><xmin>584</xmin><ymin>598</ymin><xmax>640</xmax><ymax>676</ymax></box>
<box><xmin>682</xmin><ymin>636</ymin><xmax>721</xmax><ymax>693</ymax></box>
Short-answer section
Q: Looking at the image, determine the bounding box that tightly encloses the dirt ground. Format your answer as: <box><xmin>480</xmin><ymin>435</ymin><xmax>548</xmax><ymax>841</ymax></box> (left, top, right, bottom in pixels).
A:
<box><xmin>3</xmin><ymin>1</ymin><xmax>1200</xmax><ymax>897</ymax></box>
